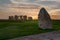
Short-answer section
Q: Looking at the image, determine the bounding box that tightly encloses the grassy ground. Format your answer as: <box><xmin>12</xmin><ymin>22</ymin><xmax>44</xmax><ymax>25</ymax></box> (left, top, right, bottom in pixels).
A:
<box><xmin>0</xmin><ymin>20</ymin><xmax>60</xmax><ymax>40</ymax></box>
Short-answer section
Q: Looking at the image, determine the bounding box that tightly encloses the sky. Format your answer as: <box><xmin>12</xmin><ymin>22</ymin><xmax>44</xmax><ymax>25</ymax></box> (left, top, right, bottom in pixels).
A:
<box><xmin>0</xmin><ymin>0</ymin><xmax>60</xmax><ymax>19</ymax></box>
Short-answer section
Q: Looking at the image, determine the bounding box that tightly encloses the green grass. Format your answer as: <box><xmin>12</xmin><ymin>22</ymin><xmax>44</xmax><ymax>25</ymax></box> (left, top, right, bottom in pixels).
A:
<box><xmin>0</xmin><ymin>20</ymin><xmax>60</xmax><ymax>40</ymax></box>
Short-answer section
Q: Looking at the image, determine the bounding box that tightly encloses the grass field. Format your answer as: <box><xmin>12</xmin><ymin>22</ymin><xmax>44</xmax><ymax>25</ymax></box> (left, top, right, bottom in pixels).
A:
<box><xmin>0</xmin><ymin>20</ymin><xmax>60</xmax><ymax>40</ymax></box>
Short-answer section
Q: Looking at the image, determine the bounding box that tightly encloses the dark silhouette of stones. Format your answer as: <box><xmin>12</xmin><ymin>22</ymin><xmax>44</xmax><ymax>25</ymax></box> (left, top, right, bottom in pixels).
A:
<box><xmin>14</xmin><ymin>15</ymin><xmax>18</xmax><ymax>20</ymax></box>
<box><xmin>9</xmin><ymin>16</ymin><xmax>11</xmax><ymax>20</ymax></box>
<box><xmin>23</xmin><ymin>15</ymin><xmax>27</xmax><ymax>21</ymax></box>
<box><xmin>20</xmin><ymin>15</ymin><xmax>23</xmax><ymax>21</ymax></box>
<box><xmin>28</xmin><ymin>17</ymin><xmax>33</xmax><ymax>20</ymax></box>
<box><xmin>9</xmin><ymin>16</ymin><xmax>14</xmax><ymax>20</ymax></box>
<box><xmin>38</xmin><ymin>8</ymin><xmax>52</xmax><ymax>29</ymax></box>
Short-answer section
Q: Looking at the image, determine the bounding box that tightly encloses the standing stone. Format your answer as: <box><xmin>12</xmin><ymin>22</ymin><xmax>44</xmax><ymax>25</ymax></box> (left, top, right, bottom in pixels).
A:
<box><xmin>9</xmin><ymin>16</ymin><xmax>11</xmax><ymax>20</ymax></box>
<box><xmin>20</xmin><ymin>15</ymin><xmax>23</xmax><ymax>21</ymax></box>
<box><xmin>9</xmin><ymin>16</ymin><xmax>14</xmax><ymax>20</ymax></box>
<box><xmin>38</xmin><ymin>8</ymin><xmax>52</xmax><ymax>29</ymax></box>
<box><xmin>23</xmin><ymin>15</ymin><xmax>27</xmax><ymax>21</ymax></box>
<box><xmin>28</xmin><ymin>17</ymin><xmax>33</xmax><ymax>20</ymax></box>
<box><xmin>14</xmin><ymin>15</ymin><xmax>18</xmax><ymax>20</ymax></box>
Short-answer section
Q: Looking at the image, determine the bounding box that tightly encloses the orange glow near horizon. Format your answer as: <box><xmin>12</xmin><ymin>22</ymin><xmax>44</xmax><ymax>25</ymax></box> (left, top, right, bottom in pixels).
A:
<box><xmin>0</xmin><ymin>7</ymin><xmax>60</xmax><ymax>20</ymax></box>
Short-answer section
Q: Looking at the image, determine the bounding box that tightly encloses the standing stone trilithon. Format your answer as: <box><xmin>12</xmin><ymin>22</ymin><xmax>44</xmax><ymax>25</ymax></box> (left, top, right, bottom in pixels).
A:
<box><xmin>28</xmin><ymin>17</ymin><xmax>33</xmax><ymax>20</ymax></box>
<box><xmin>38</xmin><ymin>8</ymin><xmax>52</xmax><ymax>29</ymax></box>
<box><xmin>23</xmin><ymin>15</ymin><xmax>27</xmax><ymax>21</ymax></box>
<box><xmin>9</xmin><ymin>16</ymin><xmax>14</xmax><ymax>20</ymax></box>
<box><xmin>20</xmin><ymin>15</ymin><xmax>23</xmax><ymax>21</ymax></box>
<box><xmin>14</xmin><ymin>15</ymin><xmax>18</xmax><ymax>20</ymax></box>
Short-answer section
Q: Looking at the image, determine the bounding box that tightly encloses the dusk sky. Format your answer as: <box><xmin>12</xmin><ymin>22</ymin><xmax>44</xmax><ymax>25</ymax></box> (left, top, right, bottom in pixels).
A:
<box><xmin>0</xmin><ymin>0</ymin><xmax>60</xmax><ymax>19</ymax></box>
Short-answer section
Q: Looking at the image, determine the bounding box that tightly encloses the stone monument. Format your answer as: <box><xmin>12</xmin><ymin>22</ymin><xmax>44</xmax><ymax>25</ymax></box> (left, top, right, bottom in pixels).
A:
<box><xmin>28</xmin><ymin>17</ymin><xmax>33</xmax><ymax>20</ymax></box>
<box><xmin>9</xmin><ymin>16</ymin><xmax>14</xmax><ymax>20</ymax></box>
<box><xmin>38</xmin><ymin>8</ymin><xmax>52</xmax><ymax>29</ymax></box>
<box><xmin>23</xmin><ymin>15</ymin><xmax>27</xmax><ymax>21</ymax></box>
<box><xmin>20</xmin><ymin>15</ymin><xmax>23</xmax><ymax>21</ymax></box>
<box><xmin>14</xmin><ymin>15</ymin><xmax>18</xmax><ymax>20</ymax></box>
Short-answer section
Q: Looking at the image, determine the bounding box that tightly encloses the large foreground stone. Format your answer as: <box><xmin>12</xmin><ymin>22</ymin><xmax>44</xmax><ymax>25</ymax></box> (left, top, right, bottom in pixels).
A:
<box><xmin>38</xmin><ymin>8</ymin><xmax>52</xmax><ymax>29</ymax></box>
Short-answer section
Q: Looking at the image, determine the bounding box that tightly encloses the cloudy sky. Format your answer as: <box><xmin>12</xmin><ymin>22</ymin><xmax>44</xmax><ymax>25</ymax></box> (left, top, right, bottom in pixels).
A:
<box><xmin>0</xmin><ymin>0</ymin><xmax>60</xmax><ymax>19</ymax></box>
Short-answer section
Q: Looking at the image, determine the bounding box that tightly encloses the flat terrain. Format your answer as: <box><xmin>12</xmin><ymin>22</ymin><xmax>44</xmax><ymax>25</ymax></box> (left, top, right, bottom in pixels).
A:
<box><xmin>0</xmin><ymin>20</ymin><xmax>60</xmax><ymax>40</ymax></box>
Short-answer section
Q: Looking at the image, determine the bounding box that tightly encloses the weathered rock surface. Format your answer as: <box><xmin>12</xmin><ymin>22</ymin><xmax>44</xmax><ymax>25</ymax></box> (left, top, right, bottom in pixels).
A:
<box><xmin>38</xmin><ymin>8</ymin><xmax>52</xmax><ymax>29</ymax></box>
<box><xmin>9</xmin><ymin>30</ymin><xmax>60</xmax><ymax>40</ymax></box>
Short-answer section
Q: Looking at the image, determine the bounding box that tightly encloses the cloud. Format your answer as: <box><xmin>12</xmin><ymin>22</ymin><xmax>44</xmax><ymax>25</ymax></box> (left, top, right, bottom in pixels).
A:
<box><xmin>0</xmin><ymin>0</ymin><xmax>12</xmax><ymax>10</ymax></box>
<box><xmin>0</xmin><ymin>0</ymin><xmax>60</xmax><ymax>10</ymax></box>
<box><xmin>49</xmin><ymin>9</ymin><xmax>60</xmax><ymax>15</ymax></box>
<box><xmin>11</xmin><ymin>0</ymin><xmax>37</xmax><ymax>3</ymax></box>
<box><xmin>0</xmin><ymin>10</ymin><xmax>9</xmax><ymax>19</ymax></box>
<box><xmin>0</xmin><ymin>0</ymin><xmax>60</xmax><ymax>19</ymax></box>
<box><xmin>35</xmin><ymin>1</ymin><xmax>60</xmax><ymax>9</ymax></box>
<box><xmin>10</xmin><ymin>0</ymin><xmax>60</xmax><ymax>9</ymax></box>
<box><xmin>0</xmin><ymin>0</ymin><xmax>11</xmax><ymax>4</ymax></box>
